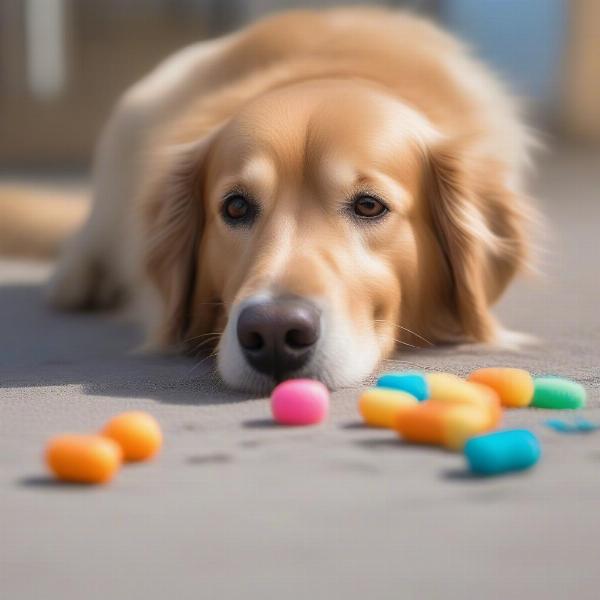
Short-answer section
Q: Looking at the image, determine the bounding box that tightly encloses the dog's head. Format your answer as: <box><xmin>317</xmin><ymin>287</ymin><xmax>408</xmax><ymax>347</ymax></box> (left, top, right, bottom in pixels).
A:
<box><xmin>143</xmin><ymin>79</ymin><xmax>527</xmax><ymax>392</ymax></box>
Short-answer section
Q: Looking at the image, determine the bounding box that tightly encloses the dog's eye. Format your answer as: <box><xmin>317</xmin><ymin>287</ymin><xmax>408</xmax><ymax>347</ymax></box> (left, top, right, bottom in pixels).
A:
<box><xmin>222</xmin><ymin>194</ymin><xmax>256</xmax><ymax>226</ymax></box>
<box><xmin>224</xmin><ymin>195</ymin><xmax>249</xmax><ymax>219</ymax></box>
<box><xmin>352</xmin><ymin>195</ymin><xmax>388</xmax><ymax>219</ymax></box>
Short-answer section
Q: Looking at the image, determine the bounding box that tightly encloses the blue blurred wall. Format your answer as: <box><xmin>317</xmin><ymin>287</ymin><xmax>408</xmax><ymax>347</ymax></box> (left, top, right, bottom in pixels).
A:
<box><xmin>440</xmin><ymin>0</ymin><xmax>566</xmax><ymax>107</ymax></box>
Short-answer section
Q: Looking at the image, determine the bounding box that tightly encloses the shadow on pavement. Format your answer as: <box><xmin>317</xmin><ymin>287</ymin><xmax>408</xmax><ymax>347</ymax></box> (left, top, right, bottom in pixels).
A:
<box><xmin>0</xmin><ymin>282</ymin><xmax>252</xmax><ymax>406</ymax></box>
<box><xmin>242</xmin><ymin>418</ymin><xmax>279</xmax><ymax>429</ymax></box>
<box><xmin>17</xmin><ymin>475</ymin><xmax>96</xmax><ymax>489</ymax></box>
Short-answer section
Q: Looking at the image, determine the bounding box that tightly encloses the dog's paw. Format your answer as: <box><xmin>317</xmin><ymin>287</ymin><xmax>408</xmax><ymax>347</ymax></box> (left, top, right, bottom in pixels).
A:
<box><xmin>46</xmin><ymin>249</ymin><xmax>124</xmax><ymax>310</ymax></box>
<box><xmin>493</xmin><ymin>328</ymin><xmax>539</xmax><ymax>352</ymax></box>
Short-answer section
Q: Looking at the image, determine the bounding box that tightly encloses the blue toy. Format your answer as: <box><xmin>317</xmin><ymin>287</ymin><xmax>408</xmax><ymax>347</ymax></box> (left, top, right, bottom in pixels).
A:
<box><xmin>376</xmin><ymin>372</ymin><xmax>429</xmax><ymax>401</ymax></box>
<box><xmin>464</xmin><ymin>429</ymin><xmax>541</xmax><ymax>476</ymax></box>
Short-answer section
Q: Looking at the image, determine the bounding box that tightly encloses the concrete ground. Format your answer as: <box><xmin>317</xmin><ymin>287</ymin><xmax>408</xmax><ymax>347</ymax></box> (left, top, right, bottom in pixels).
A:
<box><xmin>1</xmin><ymin>146</ymin><xmax>599</xmax><ymax>599</ymax></box>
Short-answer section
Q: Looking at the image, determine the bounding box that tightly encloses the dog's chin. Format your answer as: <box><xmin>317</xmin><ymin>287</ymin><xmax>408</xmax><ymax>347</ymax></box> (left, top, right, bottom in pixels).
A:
<box><xmin>218</xmin><ymin>367</ymin><xmax>317</xmax><ymax>396</ymax></box>
<box><xmin>217</xmin><ymin>363</ymin><xmax>375</xmax><ymax>395</ymax></box>
<box><xmin>215</xmin><ymin>300</ymin><xmax>384</xmax><ymax>392</ymax></box>
<box><xmin>216</xmin><ymin>337</ymin><xmax>383</xmax><ymax>394</ymax></box>
<box><xmin>220</xmin><ymin>368</ymin><xmax>278</xmax><ymax>396</ymax></box>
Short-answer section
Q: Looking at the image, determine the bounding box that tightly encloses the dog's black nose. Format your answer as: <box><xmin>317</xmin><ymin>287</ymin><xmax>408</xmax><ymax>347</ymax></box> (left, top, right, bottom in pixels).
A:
<box><xmin>236</xmin><ymin>298</ymin><xmax>321</xmax><ymax>380</ymax></box>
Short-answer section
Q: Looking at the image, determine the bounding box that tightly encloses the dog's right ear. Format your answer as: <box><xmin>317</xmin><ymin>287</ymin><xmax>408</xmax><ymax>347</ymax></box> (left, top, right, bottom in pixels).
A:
<box><xmin>423</xmin><ymin>137</ymin><xmax>531</xmax><ymax>343</ymax></box>
<box><xmin>141</xmin><ymin>133</ymin><xmax>215</xmax><ymax>348</ymax></box>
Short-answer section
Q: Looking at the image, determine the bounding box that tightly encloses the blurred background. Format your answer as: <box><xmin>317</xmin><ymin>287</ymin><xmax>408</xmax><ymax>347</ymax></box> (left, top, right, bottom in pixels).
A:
<box><xmin>0</xmin><ymin>0</ymin><xmax>598</xmax><ymax>171</ymax></box>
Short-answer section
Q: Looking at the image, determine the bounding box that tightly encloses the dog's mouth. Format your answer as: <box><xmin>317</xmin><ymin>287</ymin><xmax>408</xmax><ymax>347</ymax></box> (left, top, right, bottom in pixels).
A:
<box><xmin>183</xmin><ymin>295</ymin><xmax>323</xmax><ymax>387</ymax></box>
<box><xmin>187</xmin><ymin>292</ymin><xmax>387</xmax><ymax>392</ymax></box>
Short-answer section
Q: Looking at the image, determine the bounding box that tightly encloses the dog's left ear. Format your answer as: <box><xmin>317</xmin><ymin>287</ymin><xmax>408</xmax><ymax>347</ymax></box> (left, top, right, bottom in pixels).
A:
<box><xmin>424</xmin><ymin>138</ymin><xmax>530</xmax><ymax>342</ymax></box>
<box><xmin>141</xmin><ymin>135</ymin><xmax>214</xmax><ymax>348</ymax></box>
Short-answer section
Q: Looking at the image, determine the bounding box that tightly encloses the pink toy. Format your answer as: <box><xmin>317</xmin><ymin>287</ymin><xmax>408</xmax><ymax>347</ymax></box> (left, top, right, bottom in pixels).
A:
<box><xmin>270</xmin><ymin>379</ymin><xmax>329</xmax><ymax>425</ymax></box>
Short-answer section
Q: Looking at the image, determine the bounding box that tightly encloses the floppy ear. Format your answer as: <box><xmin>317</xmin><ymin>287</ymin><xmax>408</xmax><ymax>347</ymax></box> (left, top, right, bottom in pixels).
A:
<box><xmin>424</xmin><ymin>139</ymin><xmax>530</xmax><ymax>342</ymax></box>
<box><xmin>141</xmin><ymin>137</ymin><xmax>212</xmax><ymax>348</ymax></box>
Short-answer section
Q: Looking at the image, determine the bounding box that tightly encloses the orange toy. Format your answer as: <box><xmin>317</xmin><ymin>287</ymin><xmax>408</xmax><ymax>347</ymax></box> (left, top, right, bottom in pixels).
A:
<box><xmin>395</xmin><ymin>373</ymin><xmax>502</xmax><ymax>450</ymax></box>
<box><xmin>395</xmin><ymin>402</ymin><xmax>450</xmax><ymax>445</ymax></box>
<box><xmin>395</xmin><ymin>403</ymin><xmax>495</xmax><ymax>450</ymax></box>
<box><xmin>468</xmin><ymin>368</ymin><xmax>534</xmax><ymax>408</ymax></box>
<box><xmin>46</xmin><ymin>434</ymin><xmax>122</xmax><ymax>484</ymax></box>
<box><xmin>102</xmin><ymin>411</ymin><xmax>162</xmax><ymax>462</ymax></box>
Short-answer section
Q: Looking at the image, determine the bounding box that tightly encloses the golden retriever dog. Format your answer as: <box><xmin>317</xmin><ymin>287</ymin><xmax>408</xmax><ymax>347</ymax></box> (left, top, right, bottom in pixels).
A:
<box><xmin>38</xmin><ymin>8</ymin><xmax>533</xmax><ymax>392</ymax></box>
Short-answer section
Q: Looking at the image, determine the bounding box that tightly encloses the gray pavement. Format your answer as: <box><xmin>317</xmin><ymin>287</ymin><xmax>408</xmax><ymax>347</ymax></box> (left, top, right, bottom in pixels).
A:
<box><xmin>1</xmin><ymin>146</ymin><xmax>600</xmax><ymax>599</ymax></box>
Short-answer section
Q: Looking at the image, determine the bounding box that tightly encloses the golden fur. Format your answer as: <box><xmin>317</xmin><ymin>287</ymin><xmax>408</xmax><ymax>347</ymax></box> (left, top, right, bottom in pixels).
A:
<box><xmin>5</xmin><ymin>8</ymin><xmax>535</xmax><ymax>391</ymax></box>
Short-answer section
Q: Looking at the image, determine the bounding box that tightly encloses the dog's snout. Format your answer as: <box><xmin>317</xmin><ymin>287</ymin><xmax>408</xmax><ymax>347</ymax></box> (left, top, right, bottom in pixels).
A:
<box><xmin>236</xmin><ymin>298</ymin><xmax>321</xmax><ymax>380</ymax></box>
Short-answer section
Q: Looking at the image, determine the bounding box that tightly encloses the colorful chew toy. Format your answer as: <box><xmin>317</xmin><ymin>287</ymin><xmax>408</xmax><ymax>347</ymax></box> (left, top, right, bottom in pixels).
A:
<box><xmin>443</xmin><ymin>405</ymin><xmax>498</xmax><ymax>451</ymax></box>
<box><xmin>531</xmin><ymin>377</ymin><xmax>586</xmax><ymax>409</ymax></box>
<box><xmin>376</xmin><ymin>372</ymin><xmax>429</xmax><ymax>401</ymax></box>
<box><xmin>467</xmin><ymin>382</ymin><xmax>503</xmax><ymax>427</ymax></box>
<box><xmin>358</xmin><ymin>388</ymin><xmax>418</xmax><ymax>428</ymax></box>
<box><xmin>426</xmin><ymin>373</ymin><xmax>502</xmax><ymax>420</ymax></box>
<box><xmin>464</xmin><ymin>429</ymin><xmax>541</xmax><ymax>475</ymax></box>
<box><xmin>395</xmin><ymin>401</ymin><xmax>496</xmax><ymax>450</ymax></box>
<box><xmin>102</xmin><ymin>411</ymin><xmax>163</xmax><ymax>462</ymax></box>
<box><xmin>390</xmin><ymin>373</ymin><xmax>503</xmax><ymax>449</ymax></box>
<box><xmin>271</xmin><ymin>379</ymin><xmax>329</xmax><ymax>425</ymax></box>
<box><xmin>359</xmin><ymin>370</ymin><xmax>512</xmax><ymax>450</ymax></box>
<box><xmin>370</xmin><ymin>367</ymin><xmax>589</xmax><ymax>473</ymax></box>
<box><xmin>468</xmin><ymin>368</ymin><xmax>534</xmax><ymax>408</ymax></box>
<box><xmin>45</xmin><ymin>410</ymin><xmax>162</xmax><ymax>484</ymax></box>
<box><xmin>40</xmin><ymin>368</ymin><xmax>587</xmax><ymax>488</ymax></box>
<box><xmin>394</xmin><ymin>402</ymin><xmax>448</xmax><ymax>445</ymax></box>
<box><xmin>426</xmin><ymin>372</ymin><xmax>464</xmax><ymax>400</ymax></box>
<box><xmin>46</xmin><ymin>434</ymin><xmax>122</xmax><ymax>484</ymax></box>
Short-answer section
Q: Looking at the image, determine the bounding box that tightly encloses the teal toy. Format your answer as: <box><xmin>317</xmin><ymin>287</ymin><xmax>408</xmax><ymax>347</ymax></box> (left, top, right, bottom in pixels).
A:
<box><xmin>376</xmin><ymin>372</ymin><xmax>429</xmax><ymax>401</ymax></box>
<box><xmin>464</xmin><ymin>430</ymin><xmax>540</xmax><ymax>476</ymax></box>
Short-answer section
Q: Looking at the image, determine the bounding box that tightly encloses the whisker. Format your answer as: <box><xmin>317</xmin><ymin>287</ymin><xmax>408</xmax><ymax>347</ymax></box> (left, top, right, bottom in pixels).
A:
<box><xmin>183</xmin><ymin>332</ymin><xmax>222</xmax><ymax>344</ymax></box>
<box><xmin>185</xmin><ymin>336</ymin><xmax>221</xmax><ymax>358</ymax></box>
<box><xmin>374</xmin><ymin>333</ymin><xmax>417</xmax><ymax>349</ymax></box>
<box><xmin>380</xmin><ymin>357</ymin><xmax>427</xmax><ymax>365</ymax></box>
<box><xmin>393</xmin><ymin>339</ymin><xmax>417</xmax><ymax>349</ymax></box>
<box><xmin>186</xmin><ymin>350</ymin><xmax>219</xmax><ymax>379</ymax></box>
<box><xmin>189</xmin><ymin>338</ymin><xmax>220</xmax><ymax>357</ymax></box>
<box><xmin>190</xmin><ymin>335</ymin><xmax>221</xmax><ymax>349</ymax></box>
<box><xmin>397</xmin><ymin>326</ymin><xmax>433</xmax><ymax>346</ymax></box>
<box><xmin>379</xmin><ymin>358</ymin><xmax>432</xmax><ymax>371</ymax></box>
<box><xmin>374</xmin><ymin>319</ymin><xmax>433</xmax><ymax>346</ymax></box>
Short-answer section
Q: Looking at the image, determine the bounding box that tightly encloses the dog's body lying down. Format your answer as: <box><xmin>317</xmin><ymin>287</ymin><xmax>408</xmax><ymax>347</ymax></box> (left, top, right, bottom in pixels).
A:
<box><xmin>46</xmin><ymin>8</ymin><xmax>533</xmax><ymax>392</ymax></box>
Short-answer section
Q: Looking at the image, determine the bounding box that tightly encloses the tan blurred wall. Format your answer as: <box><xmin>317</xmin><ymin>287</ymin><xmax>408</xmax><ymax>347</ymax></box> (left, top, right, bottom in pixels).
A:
<box><xmin>562</xmin><ymin>0</ymin><xmax>600</xmax><ymax>140</ymax></box>
<box><xmin>0</xmin><ymin>1</ymin><xmax>209</xmax><ymax>168</ymax></box>
<box><xmin>1</xmin><ymin>0</ymin><xmax>597</xmax><ymax>169</ymax></box>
